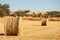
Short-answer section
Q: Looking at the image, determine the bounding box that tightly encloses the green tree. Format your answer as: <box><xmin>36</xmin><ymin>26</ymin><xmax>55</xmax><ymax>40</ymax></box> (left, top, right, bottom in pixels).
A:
<box><xmin>0</xmin><ymin>4</ymin><xmax>10</xmax><ymax>17</ymax></box>
<box><xmin>2</xmin><ymin>4</ymin><xmax>10</xmax><ymax>16</ymax></box>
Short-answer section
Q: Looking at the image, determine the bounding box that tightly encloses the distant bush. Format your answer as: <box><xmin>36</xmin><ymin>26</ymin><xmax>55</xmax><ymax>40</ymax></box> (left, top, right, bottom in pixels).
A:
<box><xmin>32</xmin><ymin>12</ymin><xmax>37</xmax><ymax>17</ymax></box>
<box><xmin>47</xmin><ymin>11</ymin><xmax>60</xmax><ymax>17</ymax></box>
<box><xmin>37</xmin><ymin>13</ymin><xmax>41</xmax><ymax>17</ymax></box>
<box><xmin>48</xmin><ymin>17</ymin><xmax>60</xmax><ymax>21</ymax></box>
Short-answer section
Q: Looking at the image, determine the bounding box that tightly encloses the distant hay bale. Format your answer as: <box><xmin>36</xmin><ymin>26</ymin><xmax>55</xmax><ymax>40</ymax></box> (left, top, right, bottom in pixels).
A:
<box><xmin>23</xmin><ymin>17</ymin><xmax>41</xmax><ymax>21</ymax></box>
<box><xmin>41</xmin><ymin>19</ymin><xmax>47</xmax><ymax>26</ymax></box>
<box><xmin>4</xmin><ymin>16</ymin><xmax>19</xmax><ymax>36</ymax></box>
<box><xmin>48</xmin><ymin>17</ymin><xmax>60</xmax><ymax>21</ymax></box>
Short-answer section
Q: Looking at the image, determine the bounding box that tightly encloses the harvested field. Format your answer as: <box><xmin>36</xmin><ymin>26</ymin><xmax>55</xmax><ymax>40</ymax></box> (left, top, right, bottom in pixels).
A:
<box><xmin>0</xmin><ymin>17</ymin><xmax>60</xmax><ymax>40</ymax></box>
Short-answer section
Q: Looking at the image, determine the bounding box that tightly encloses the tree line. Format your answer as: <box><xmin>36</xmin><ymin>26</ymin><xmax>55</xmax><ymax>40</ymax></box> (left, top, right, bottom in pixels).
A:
<box><xmin>0</xmin><ymin>4</ymin><xmax>60</xmax><ymax>17</ymax></box>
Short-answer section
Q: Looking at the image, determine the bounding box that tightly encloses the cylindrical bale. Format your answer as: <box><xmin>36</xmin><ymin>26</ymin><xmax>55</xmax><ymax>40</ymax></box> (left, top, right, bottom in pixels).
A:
<box><xmin>4</xmin><ymin>16</ymin><xmax>19</xmax><ymax>36</ymax></box>
<box><xmin>41</xmin><ymin>18</ymin><xmax>47</xmax><ymax>26</ymax></box>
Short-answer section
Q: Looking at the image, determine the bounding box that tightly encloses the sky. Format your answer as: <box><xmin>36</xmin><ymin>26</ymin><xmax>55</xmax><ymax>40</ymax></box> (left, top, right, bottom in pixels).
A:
<box><xmin>0</xmin><ymin>0</ymin><xmax>60</xmax><ymax>11</ymax></box>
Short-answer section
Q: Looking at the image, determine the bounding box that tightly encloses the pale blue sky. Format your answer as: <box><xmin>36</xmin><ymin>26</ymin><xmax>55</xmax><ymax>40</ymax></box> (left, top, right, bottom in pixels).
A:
<box><xmin>0</xmin><ymin>0</ymin><xmax>60</xmax><ymax>11</ymax></box>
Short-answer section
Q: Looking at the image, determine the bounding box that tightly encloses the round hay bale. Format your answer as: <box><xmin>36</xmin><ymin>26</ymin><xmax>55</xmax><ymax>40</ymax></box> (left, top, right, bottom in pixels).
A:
<box><xmin>4</xmin><ymin>16</ymin><xmax>19</xmax><ymax>36</ymax></box>
<box><xmin>41</xmin><ymin>19</ymin><xmax>47</xmax><ymax>26</ymax></box>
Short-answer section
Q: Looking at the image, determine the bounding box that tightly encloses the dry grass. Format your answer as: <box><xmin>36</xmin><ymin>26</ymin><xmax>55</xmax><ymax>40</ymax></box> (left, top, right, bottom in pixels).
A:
<box><xmin>22</xmin><ymin>17</ymin><xmax>41</xmax><ymax>21</ymax></box>
<box><xmin>20</xmin><ymin>17</ymin><xmax>60</xmax><ymax>40</ymax></box>
<box><xmin>0</xmin><ymin>17</ymin><xmax>60</xmax><ymax>40</ymax></box>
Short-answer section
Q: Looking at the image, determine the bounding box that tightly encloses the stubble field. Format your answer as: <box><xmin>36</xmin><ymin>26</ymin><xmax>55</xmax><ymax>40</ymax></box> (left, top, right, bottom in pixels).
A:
<box><xmin>0</xmin><ymin>17</ymin><xmax>60</xmax><ymax>40</ymax></box>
